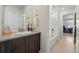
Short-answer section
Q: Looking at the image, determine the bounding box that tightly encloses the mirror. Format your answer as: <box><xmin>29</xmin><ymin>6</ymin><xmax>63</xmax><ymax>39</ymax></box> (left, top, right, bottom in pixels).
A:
<box><xmin>3</xmin><ymin>5</ymin><xmax>26</xmax><ymax>33</ymax></box>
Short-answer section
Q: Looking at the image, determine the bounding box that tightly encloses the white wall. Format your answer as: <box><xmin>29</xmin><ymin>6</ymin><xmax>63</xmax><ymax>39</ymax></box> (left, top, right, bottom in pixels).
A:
<box><xmin>58</xmin><ymin>13</ymin><xmax>63</xmax><ymax>36</ymax></box>
<box><xmin>4</xmin><ymin>5</ymin><xmax>24</xmax><ymax>32</ymax></box>
<box><xmin>0</xmin><ymin>6</ymin><xmax>3</xmax><ymax>38</ymax></box>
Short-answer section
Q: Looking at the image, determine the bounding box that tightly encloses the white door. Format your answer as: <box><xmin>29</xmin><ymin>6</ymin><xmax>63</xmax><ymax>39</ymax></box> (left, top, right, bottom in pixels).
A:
<box><xmin>49</xmin><ymin>6</ymin><xmax>60</xmax><ymax>41</ymax></box>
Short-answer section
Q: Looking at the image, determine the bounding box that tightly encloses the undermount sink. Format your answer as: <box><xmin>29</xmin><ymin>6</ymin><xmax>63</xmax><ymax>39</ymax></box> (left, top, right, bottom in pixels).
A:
<box><xmin>13</xmin><ymin>31</ymin><xmax>32</xmax><ymax>36</ymax></box>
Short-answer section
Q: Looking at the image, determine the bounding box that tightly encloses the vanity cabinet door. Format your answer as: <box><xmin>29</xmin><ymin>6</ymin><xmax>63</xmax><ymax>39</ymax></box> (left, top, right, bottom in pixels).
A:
<box><xmin>25</xmin><ymin>36</ymin><xmax>29</xmax><ymax>53</ymax></box>
<box><xmin>12</xmin><ymin>37</ymin><xmax>26</xmax><ymax>53</ymax></box>
<box><xmin>4</xmin><ymin>40</ymin><xmax>13</xmax><ymax>53</ymax></box>
<box><xmin>0</xmin><ymin>42</ymin><xmax>5</xmax><ymax>53</ymax></box>
<box><xmin>35</xmin><ymin>33</ymin><xmax>40</xmax><ymax>52</ymax></box>
<box><xmin>28</xmin><ymin>33</ymin><xmax>40</xmax><ymax>53</ymax></box>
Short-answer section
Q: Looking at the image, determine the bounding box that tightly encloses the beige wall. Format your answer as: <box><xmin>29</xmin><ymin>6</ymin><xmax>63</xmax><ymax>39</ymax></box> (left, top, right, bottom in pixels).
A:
<box><xmin>24</xmin><ymin>5</ymin><xmax>49</xmax><ymax>52</ymax></box>
<box><xmin>38</xmin><ymin>6</ymin><xmax>49</xmax><ymax>52</ymax></box>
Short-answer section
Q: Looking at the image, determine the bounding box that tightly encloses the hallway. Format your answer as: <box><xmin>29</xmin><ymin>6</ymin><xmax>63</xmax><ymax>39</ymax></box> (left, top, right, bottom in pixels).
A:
<box><xmin>50</xmin><ymin>33</ymin><xmax>75</xmax><ymax>53</ymax></box>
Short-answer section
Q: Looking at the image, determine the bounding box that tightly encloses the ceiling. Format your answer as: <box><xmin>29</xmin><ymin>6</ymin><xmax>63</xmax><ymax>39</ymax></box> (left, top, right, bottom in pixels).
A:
<box><xmin>51</xmin><ymin>5</ymin><xmax>79</xmax><ymax>12</ymax></box>
<box><xmin>4</xmin><ymin>5</ymin><xmax>25</xmax><ymax>9</ymax></box>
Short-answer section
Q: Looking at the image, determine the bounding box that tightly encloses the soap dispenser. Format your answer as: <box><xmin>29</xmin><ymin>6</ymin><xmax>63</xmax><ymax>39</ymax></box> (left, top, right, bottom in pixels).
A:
<box><xmin>27</xmin><ymin>24</ymin><xmax>30</xmax><ymax>31</ymax></box>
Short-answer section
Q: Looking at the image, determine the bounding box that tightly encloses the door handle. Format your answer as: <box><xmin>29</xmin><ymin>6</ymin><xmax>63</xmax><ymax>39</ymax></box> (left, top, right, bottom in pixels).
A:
<box><xmin>52</xmin><ymin>28</ymin><xmax>54</xmax><ymax>32</ymax></box>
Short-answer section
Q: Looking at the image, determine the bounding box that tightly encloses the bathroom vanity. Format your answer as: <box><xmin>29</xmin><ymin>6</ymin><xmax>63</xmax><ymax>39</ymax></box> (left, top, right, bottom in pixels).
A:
<box><xmin>0</xmin><ymin>32</ymin><xmax>40</xmax><ymax>53</ymax></box>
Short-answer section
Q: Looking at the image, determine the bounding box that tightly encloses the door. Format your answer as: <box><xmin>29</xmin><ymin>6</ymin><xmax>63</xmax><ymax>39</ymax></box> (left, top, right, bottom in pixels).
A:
<box><xmin>74</xmin><ymin>6</ymin><xmax>79</xmax><ymax>52</ymax></box>
<box><xmin>28</xmin><ymin>33</ymin><xmax>40</xmax><ymax>53</ymax></box>
<box><xmin>72</xmin><ymin>7</ymin><xmax>79</xmax><ymax>52</ymax></box>
<box><xmin>12</xmin><ymin>37</ymin><xmax>26</xmax><ymax>53</ymax></box>
<box><xmin>25</xmin><ymin>36</ymin><xmax>29</xmax><ymax>53</ymax></box>
<box><xmin>49</xmin><ymin>6</ymin><xmax>60</xmax><ymax>41</ymax></box>
<box><xmin>5</xmin><ymin>37</ymin><xmax>26</xmax><ymax>53</ymax></box>
<box><xmin>4</xmin><ymin>40</ymin><xmax>13</xmax><ymax>53</ymax></box>
<box><xmin>75</xmin><ymin>12</ymin><xmax>79</xmax><ymax>52</ymax></box>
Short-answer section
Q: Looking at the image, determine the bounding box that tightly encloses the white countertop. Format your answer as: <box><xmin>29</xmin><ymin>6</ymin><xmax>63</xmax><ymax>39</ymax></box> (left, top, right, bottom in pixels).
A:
<box><xmin>0</xmin><ymin>32</ymin><xmax>40</xmax><ymax>42</ymax></box>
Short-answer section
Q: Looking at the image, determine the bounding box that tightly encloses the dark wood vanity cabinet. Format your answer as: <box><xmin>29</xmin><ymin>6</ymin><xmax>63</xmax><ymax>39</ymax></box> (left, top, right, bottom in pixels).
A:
<box><xmin>4</xmin><ymin>36</ymin><xmax>28</xmax><ymax>53</ymax></box>
<box><xmin>24</xmin><ymin>36</ymin><xmax>29</xmax><ymax>53</ymax></box>
<box><xmin>0</xmin><ymin>33</ymin><xmax>40</xmax><ymax>53</ymax></box>
<box><xmin>12</xmin><ymin>37</ymin><xmax>27</xmax><ymax>53</ymax></box>
<box><xmin>0</xmin><ymin>42</ymin><xmax>5</xmax><ymax>53</ymax></box>
<box><xmin>4</xmin><ymin>40</ymin><xmax>13</xmax><ymax>53</ymax></box>
<box><xmin>28</xmin><ymin>33</ymin><xmax>40</xmax><ymax>53</ymax></box>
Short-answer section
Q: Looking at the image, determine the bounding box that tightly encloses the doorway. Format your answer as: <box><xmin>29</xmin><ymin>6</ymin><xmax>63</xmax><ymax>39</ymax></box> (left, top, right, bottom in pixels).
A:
<box><xmin>63</xmin><ymin>14</ymin><xmax>74</xmax><ymax>34</ymax></box>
